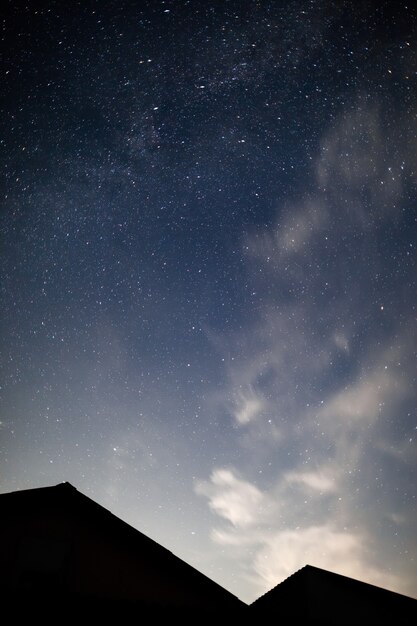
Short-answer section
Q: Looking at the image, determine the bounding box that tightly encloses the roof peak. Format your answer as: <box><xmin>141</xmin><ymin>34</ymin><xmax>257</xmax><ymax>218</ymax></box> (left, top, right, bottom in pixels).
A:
<box><xmin>56</xmin><ymin>481</ymin><xmax>77</xmax><ymax>490</ymax></box>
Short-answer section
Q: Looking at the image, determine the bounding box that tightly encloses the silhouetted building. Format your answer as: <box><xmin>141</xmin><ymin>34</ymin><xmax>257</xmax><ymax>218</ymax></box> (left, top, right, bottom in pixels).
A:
<box><xmin>1</xmin><ymin>483</ymin><xmax>416</xmax><ymax>621</ymax></box>
<box><xmin>249</xmin><ymin>564</ymin><xmax>416</xmax><ymax>625</ymax></box>
<box><xmin>0</xmin><ymin>482</ymin><xmax>244</xmax><ymax>616</ymax></box>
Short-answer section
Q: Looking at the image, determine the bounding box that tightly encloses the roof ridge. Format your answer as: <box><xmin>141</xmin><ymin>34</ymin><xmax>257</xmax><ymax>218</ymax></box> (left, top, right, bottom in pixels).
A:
<box><xmin>250</xmin><ymin>564</ymin><xmax>309</xmax><ymax>605</ymax></box>
<box><xmin>0</xmin><ymin>483</ymin><xmax>68</xmax><ymax>497</ymax></box>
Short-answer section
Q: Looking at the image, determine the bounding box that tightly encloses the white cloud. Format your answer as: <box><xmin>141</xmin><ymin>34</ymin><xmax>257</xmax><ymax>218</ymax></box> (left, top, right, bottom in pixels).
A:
<box><xmin>245</xmin><ymin>198</ymin><xmax>327</xmax><ymax>264</ymax></box>
<box><xmin>233</xmin><ymin>387</ymin><xmax>266</xmax><ymax>425</ymax></box>
<box><xmin>195</xmin><ymin>468</ymin><xmax>270</xmax><ymax>529</ymax></box>
<box><xmin>319</xmin><ymin>367</ymin><xmax>405</xmax><ymax>434</ymax></box>
<box><xmin>196</xmin><ymin>466</ymin><xmax>405</xmax><ymax>602</ymax></box>
<box><xmin>276</xmin><ymin>199</ymin><xmax>327</xmax><ymax>255</ymax></box>
<box><xmin>211</xmin><ymin>526</ymin><xmax>262</xmax><ymax>547</ymax></box>
<box><xmin>284</xmin><ymin>469</ymin><xmax>337</xmax><ymax>493</ymax></box>
<box><xmin>322</xmin><ymin>375</ymin><xmax>386</xmax><ymax>423</ymax></box>
<box><xmin>246</xmin><ymin>101</ymin><xmax>407</xmax><ymax>279</ymax></box>
<box><xmin>194</xmin><ymin>90</ymin><xmax>417</xmax><ymax>598</ymax></box>
<box><xmin>253</xmin><ymin>525</ymin><xmax>401</xmax><ymax>596</ymax></box>
<box><xmin>308</xmin><ymin>360</ymin><xmax>410</xmax><ymax>475</ymax></box>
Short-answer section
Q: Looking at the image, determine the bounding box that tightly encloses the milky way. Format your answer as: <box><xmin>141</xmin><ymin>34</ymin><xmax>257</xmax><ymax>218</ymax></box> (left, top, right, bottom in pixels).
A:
<box><xmin>1</xmin><ymin>0</ymin><xmax>416</xmax><ymax>602</ymax></box>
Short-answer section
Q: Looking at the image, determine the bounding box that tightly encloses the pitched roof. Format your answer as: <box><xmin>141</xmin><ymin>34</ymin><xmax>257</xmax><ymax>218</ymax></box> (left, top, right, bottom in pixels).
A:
<box><xmin>0</xmin><ymin>482</ymin><xmax>245</xmax><ymax>613</ymax></box>
<box><xmin>3</xmin><ymin>483</ymin><xmax>416</xmax><ymax>621</ymax></box>
<box><xmin>250</xmin><ymin>564</ymin><xmax>416</xmax><ymax>624</ymax></box>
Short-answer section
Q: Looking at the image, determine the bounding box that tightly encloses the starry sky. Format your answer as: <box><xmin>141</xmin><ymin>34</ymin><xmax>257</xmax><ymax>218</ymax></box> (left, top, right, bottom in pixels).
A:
<box><xmin>1</xmin><ymin>0</ymin><xmax>416</xmax><ymax>603</ymax></box>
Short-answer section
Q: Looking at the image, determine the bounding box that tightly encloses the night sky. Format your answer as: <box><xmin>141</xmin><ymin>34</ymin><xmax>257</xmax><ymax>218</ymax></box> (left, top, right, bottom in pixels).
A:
<box><xmin>1</xmin><ymin>0</ymin><xmax>416</xmax><ymax>603</ymax></box>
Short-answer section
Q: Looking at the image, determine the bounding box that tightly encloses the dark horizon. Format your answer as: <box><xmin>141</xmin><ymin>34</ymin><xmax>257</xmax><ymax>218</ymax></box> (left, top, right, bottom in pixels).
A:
<box><xmin>2</xmin><ymin>480</ymin><xmax>417</xmax><ymax>623</ymax></box>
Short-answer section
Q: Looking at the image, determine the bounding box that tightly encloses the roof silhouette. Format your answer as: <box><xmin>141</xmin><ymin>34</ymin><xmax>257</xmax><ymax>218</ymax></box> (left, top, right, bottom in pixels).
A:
<box><xmin>250</xmin><ymin>563</ymin><xmax>416</xmax><ymax>624</ymax></box>
<box><xmin>0</xmin><ymin>482</ymin><xmax>244</xmax><ymax>616</ymax></box>
<box><xmin>1</xmin><ymin>482</ymin><xmax>416</xmax><ymax>622</ymax></box>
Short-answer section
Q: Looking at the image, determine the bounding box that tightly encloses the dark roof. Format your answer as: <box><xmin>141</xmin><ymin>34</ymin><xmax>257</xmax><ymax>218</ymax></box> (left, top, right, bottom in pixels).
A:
<box><xmin>2</xmin><ymin>483</ymin><xmax>416</xmax><ymax>621</ymax></box>
<box><xmin>1</xmin><ymin>481</ymin><xmax>187</xmax><ymax>563</ymax></box>
<box><xmin>250</xmin><ymin>564</ymin><xmax>417</xmax><ymax>625</ymax></box>
<box><xmin>0</xmin><ymin>482</ymin><xmax>245</xmax><ymax>613</ymax></box>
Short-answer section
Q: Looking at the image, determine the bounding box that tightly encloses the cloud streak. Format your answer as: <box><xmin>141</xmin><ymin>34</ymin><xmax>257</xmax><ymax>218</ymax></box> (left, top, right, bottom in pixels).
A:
<box><xmin>233</xmin><ymin>387</ymin><xmax>266</xmax><ymax>425</ymax></box>
<box><xmin>195</xmin><ymin>468</ymin><xmax>271</xmax><ymax>529</ymax></box>
<box><xmin>196</xmin><ymin>96</ymin><xmax>417</xmax><ymax>602</ymax></box>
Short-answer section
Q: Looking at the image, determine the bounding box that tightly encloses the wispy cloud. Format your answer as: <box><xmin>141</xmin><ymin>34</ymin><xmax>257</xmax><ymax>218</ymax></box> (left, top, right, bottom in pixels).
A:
<box><xmin>233</xmin><ymin>387</ymin><xmax>266</xmax><ymax>425</ymax></box>
<box><xmin>252</xmin><ymin>525</ymin><xmax>402</xmax><ymax>595</ymax></box>
<box><xmin>196</xmin><ymin>463</ymin><xmax>409</xmax><ymax>601</ymax></box>
<box><xmin>195</xmin><ymin>96</ymin><xmax>417</xmax><ymax>601</ymax></box>
<box><xmin>284</xmin><ymin>469</ymin><xmax>338</xmax><ymax>494</ymax></box>
<box><xmin>320</xmin><ymin>368</ymin><xmax>403</xmax><ymax>426</ymax></box>
<box><xmin>195</xmin><ymin>468</ymin><xmax>272</xmax><ymax>529</ymax></box>
<box><xmin>316</xmin><ymin>100</ymin><xmax>404</xmax><ymax>217</ymax></box>
<box><xmin>247</xmin><ymin>198</ymin><xmax>328</xmax><ymax>262</ymax></box>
